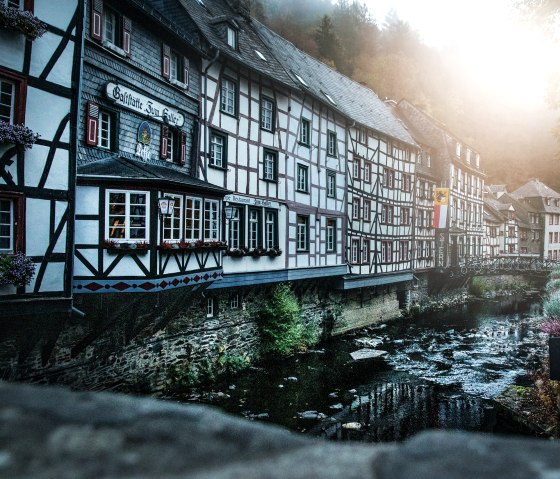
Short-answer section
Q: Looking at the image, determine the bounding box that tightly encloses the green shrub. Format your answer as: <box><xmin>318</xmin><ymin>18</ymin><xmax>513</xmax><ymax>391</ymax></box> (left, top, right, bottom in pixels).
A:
<box><xmin>256</xmin><ymin>283</ymin><xmax>319</xmax><ymax>357</ymax></box>
<box><xmin>468</xmin><ymin>277</ymin><xmax>490</xmax><ymax>296</ymax></box>
<box><xmin>543</xmin><ymin>291</ymin><xmax>560</xmax><ymax>319</ymax></box>
<box><xmin>549</xmin><ymin>267</ymin><xmax>560</xmax><ymax>281</ymax></box>
<box><xmin>216</xmin><ymin>352</ymin><xmax>251</xmax><ymax>376</ymax></box>
<box><xmin>546</xmin><ymin>279</ymin><xmax>560</xmax><ymax>296</ymax></box>
<box><xmin>164</xmin><ymin>361</ymin><xmax>199</xmax><ymax>394</ymax></box>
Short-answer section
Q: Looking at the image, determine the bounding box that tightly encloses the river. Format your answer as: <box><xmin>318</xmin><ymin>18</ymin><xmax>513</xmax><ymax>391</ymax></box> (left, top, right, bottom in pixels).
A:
<box><xmin>191</xmin><ymin>295</ymin><xmax>546</xmax><ymax>442</ymax></box>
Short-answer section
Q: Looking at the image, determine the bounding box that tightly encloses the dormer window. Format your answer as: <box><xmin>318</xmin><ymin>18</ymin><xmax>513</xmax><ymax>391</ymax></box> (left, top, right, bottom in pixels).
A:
<box><xmin>90</xmin><ymin>1</ymin><xmax>131</xmax><ymax>57</ymax></box>
<box><xmin>162</xmin><ymin>44</ymin><xmax>189</xmax><ymax>89</ymax></box>
<box><xmin>227</xmin><ymin>25</ymin><xmax>238</xmax><ymax>49</ymax></box>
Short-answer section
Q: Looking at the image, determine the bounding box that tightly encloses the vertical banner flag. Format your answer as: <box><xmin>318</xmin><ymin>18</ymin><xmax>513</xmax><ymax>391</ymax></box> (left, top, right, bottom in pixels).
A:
<box><xmin>433</xmin><ymin>188</ymin><xmax>449</xmax><ymax>229</ymax></box>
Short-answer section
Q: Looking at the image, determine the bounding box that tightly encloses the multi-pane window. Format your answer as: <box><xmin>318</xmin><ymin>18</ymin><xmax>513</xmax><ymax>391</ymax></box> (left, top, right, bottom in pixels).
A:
<box><xmin>381</xmin><ymin>204</ymin><xmax>393</xmax><ymax>224</ymax></box>
<box><xmin>103</xmin><ymin>7</ymin><xmax>118</xmax><ymax>46</ymax></box>
<box><xmin>162</xmin><ymin>195</ymin><xmax>182</xmax><ymax>241</ymax></box>
<box><xmin>261</xmin><ymin>97</ymin><xmax>274</xmax><ymax>131</ymax></box>
<box><xmin>296</xmin><ymin>215</ymin><xmax>308</xmax><ymax>251</ymax></box>
<box><xmin>204</xmin><ymin>200</ymin><xmax>219</xmax><ymax>241</ymax></box>
<box><xmin>0</xmin><ymin>198</ymin><xmax>13</xmax><ymax>252</ymax></box>
<box><xmin>107</xmin><ymin>191</ymin><xmax>148</xmax><ymax>240</ymax></box>
<box><xmin>362</xmin><ymin>240</ymin><xmax>370</xmax><ymax>263</ymax></box>
<box><xmin>327</xmin><ymin>130</ymin><xmax>337</xmax><ymax>156</ymax></box>
<box><xmin>98</xmin><ymin>110</ymin><xmax>112</xmax><ymax>150</ymax></box>
<box><xmin>402</xmin><ymin>173</ymin><xmax>411</xmax><ymax>192</ymax></box>
<box><xmin>351</xmin><ymin>239</ymin><xmax>360</xmax><ymax>264</ymax></box>
<box><xmin>326</xmin><ymin>219</ymin><xmax>336</xmax><ymax>252</ymax></box>
<box><xmin>263</xmin><ymin>150</ymin><xmax>277</xmax><ymax>181</ymax></box>
<box><xmin>300</xmin><ymin>118</ymin><xmax>310</xmax><ymax>145</ymax></box>
<box><xmin>220</xmin><ymin>78</ymin><xmax>236</xmax><ymax>116</ymax></box>
<box><xmin>382</xmin><ymin>168</ymin><xmax>395</xmax><ymax>189</ymax></box>
<box><xmin>296</xmin><ymin>164</ymin><xmax>308</xmax><ymax>193</ymax></box>
<box><xmin>227</xmin><ymin>25</ymin><xmax>238</xmax><ymax>49</ymax></box>
<box><xmin>4</xmin><ymin>1</ymin><xmax>23</xmax><ymax>9</ymax></box>
<box><xmin>227</xmin><ymin>206</ymin><xmax>242</xmax><ymax>249</ymax></box>
<box><xmin>363</xmin><ymin>200</ymin><xmax>371</xmax><ymax>222</ymax></box>
<box><xmin>399</xmin><ymin>241</ymin><xmax>409</xmax><ymax>261</ymax></box>
<box><xmin>364</xmin><ymin>162</ymin><xmax>371</xmax><ymax>183</ymax></box>
<box><xmin>185</xmin><ymin>197</ymin><xmax>202</xmax><ymax>240</ymax></box>
<box><xmin>230</xmin><ymin>294</ymin><xmax>239</xmax><ymax>309</ymax></box>
<box><xmin>381</xmin><ymin>241</ymin><xmax>392</xmax><ymax>263</ymax></box>
<box><xmin>248</xmin><ymin>209</ymin><xmax>260</xmax><ymax>249</ymax></box>
<box><xmin>264</xmin><ymin>210</ymin><xmax>277</xmax><ymax>249</ymax></box>
<box><xmin>0</xmin><ymin>79</ymin><xmax>15</xmax><ymax>123</ymax></box>
<box><xmin>401</xmin><ymin>207</ymin><xmax>410</xmax><ymax>225</ymax></box>
<box><xmin>352</xmin><ymin>197</ymin><xmax>360</xmax><ymax>220</ymax></box>
<box><xmin>353</xmin><ymin>158</ymin><xmax>360</xmax><ymax>179</ymax></box>
<box><xmin>326</xmin><ymin>170</ymin><xmax>336</xmax><ymax>198</ymax></box>
<box><xmin>209</xmin><ymin>130</ymin><xmax>226</xmax><ymax>168</ymax></box>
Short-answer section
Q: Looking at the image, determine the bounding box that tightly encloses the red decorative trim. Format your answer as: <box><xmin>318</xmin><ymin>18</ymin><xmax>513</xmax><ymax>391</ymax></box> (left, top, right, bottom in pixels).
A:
<box><xmin>162</xmin><ymin>43</ymin><xmax>170</xmax><ymax>79</ymax></box>
<box><xmin>91</xmin><ymin>0</ymin><xmax>103</xmax><ymax>41</ymax></box>
<box><xmin>179</xmin><ymin>131</ymin><xmax>186</xmax><ymax>166</ymax></box>
<box><xmin>160</xmin><ymin>124</ymin><xmax>168</xmax><ymax>159</ymax></box>
<box><xmin>0</xmin><ymin>191</ymin><xmax>25</xmax><ymax>253</ymax></box>
<box><xmin>122</xmin><ymin>15</ymin><xmax>132</xmax><ymax>56</ymax></box>
<box><xmin>183</xmin><ymin>56</ymin><xmax>189</xmax><ymax>86</ymax></box>
<box><xmin>86</xmin><ymin>101</ymin><xmax>99</xmax><ymax>146</ymax></box>
<box><xmin>0</xmin><ymin>69</ymin><xmax>27</xmax><ymax>124</ymax></box>
<box><xmin>24</xmin><ymin>0</ymin><xmax>34</xmax><ymax>13</ymax></box>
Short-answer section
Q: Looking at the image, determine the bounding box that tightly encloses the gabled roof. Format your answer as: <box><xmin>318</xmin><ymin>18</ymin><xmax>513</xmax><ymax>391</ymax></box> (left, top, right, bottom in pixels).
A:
<box><xmin>177</xmin><ymin>0</ymin><xmax>298</xmax><ymax>89</ymax></box>
<box><xmin>511</xmin><ymin>179</ymin><xmax>560</xmax><ymax>199</ymax></box>
<box><xmin>253</xmin><ymin>21</ymin><xmax>416</xmax><ymax>147</ymax></box>
<box><xmin>78</xmin><ymin>155</ymin><xmax>229</xmax><ymax>196</ymax></box>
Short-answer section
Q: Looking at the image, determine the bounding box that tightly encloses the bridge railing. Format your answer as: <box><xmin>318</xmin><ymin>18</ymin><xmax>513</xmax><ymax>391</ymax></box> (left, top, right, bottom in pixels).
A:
<box><xmin>448</xmin><ymin>257</ymin><xmax>560</xmax><ymax>276</ymax></box>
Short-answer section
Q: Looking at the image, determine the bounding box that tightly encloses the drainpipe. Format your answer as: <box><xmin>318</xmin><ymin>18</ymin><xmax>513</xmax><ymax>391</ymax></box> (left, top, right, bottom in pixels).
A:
<box><xmin>201</xmin><ymin>48</ymin><xmax>220</xmax><ymax>182</ymax></box>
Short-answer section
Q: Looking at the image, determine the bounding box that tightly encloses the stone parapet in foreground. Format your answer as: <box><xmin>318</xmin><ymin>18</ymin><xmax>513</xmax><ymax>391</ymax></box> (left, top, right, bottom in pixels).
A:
<box><xmin>0</xmin><ymin>381</ymin><xmax>559</xmax><ymax>478</ymax></box>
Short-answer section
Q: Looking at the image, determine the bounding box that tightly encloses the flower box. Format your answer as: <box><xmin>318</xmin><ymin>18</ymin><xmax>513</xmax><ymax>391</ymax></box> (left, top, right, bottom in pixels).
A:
<box><xmin>104</xmin><ymin>241</ymin><xmax>149</xmax><ymax>255</ymax></box>
<box><xmin>0</xmin><ymin>4</ymin><xmax>47</xmax><ymax>40</ymax></box>
<box><xmin>0</xmin><ymin>121</ymin><xmax>39</xmax><ymax>149</ymax></box>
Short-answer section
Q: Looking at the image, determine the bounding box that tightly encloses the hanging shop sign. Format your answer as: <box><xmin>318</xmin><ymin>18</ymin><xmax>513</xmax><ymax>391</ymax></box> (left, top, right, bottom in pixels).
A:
<box><xmin>105</xmin><ymin>82</ymin><xmax>185</xmax><ymax>127</ymax></box>
<box><xmin>135</xmin><ymin>121</ymin><xmax>152</xmax><ymax>161</ymax></box>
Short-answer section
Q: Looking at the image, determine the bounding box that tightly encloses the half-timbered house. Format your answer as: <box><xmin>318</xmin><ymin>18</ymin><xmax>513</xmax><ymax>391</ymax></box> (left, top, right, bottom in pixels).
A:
<box><xmin>396</xmin><ymin>100</ymin><xmax>485</xmax><ymax>267</ymax></box>
<box><xmin>172</xmin><ymin>0</ymin><xmax>348</xmax><ymax>299</ymax></box>
<box><xmin>0</xmin><ymin>0</ymin><xmax>82</xmax><ymax>318</ymax></box>
<box><xmin>73</xmin><ymin>0</ymin><xmax>228</xmax><ymax>297</ymax></box>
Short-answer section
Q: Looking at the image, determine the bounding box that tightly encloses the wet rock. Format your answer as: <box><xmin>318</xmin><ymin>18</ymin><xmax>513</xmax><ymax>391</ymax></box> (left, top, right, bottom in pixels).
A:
<box><xmin>329</xmin><ymin>403</ymin><xmax>344</xmax><ymax>410</ymax></box>
<box><xmin>298</xmin><ymin>411</ymin><xmax>327</xmax><ymax>420</ymax></box>
<box><xmin>350</xmin><ymin>349</ymin><xmax>388</xmax><ymax>361</ymax></box>
<box><xmin>354</xmin><ymin>337</ymin><xmax>383</xmax><ymax>348</ymax></box>
<box><xmin>342</xmin><ymin>422</ymin><xmax>362</xmax><ymax>430</ymax></box>
<box><xmin>285</xmin><ymin>377</ymin><xmax>298</xmax><ymax>382</ymax></box>
<box><xmin>328</xmin><ymin>392</ymin><xmax>338</xmax><ymax>398</ymax></box>
<box><xmin>348</xmin><ymin>389</ymin><xmax>357</xmax><ymax>394</ymax></box>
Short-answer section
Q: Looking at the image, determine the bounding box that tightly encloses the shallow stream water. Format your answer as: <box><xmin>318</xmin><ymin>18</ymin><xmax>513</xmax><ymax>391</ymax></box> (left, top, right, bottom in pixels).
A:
<box><xmin>192</xmin><ymin>295</ymin><xmax>547</xmax><ymax>442</ymax></box>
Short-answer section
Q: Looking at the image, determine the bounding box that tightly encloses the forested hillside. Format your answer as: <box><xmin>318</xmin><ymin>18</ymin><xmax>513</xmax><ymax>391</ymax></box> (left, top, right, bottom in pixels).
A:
<box><xmin>249</xmin><ymin>0</ymin><xmax>559</xmax><ymax>191</ymax></box>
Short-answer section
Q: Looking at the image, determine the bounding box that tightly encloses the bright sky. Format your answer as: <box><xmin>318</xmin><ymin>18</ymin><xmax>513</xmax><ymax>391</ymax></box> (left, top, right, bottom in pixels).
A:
<box><xmin>364</xmin><ymin>0</ymin><xmax>560</xmax><ymax>108</ymax></box>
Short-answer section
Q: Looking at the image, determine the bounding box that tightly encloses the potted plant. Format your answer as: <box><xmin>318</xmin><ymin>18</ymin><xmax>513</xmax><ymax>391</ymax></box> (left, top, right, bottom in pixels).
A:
<box><xmin>0</xmin><ymin>252</ymin><xmax>35</xmax><ymax>288</ymax></box>
<box><xmin>0</xmin><ymin>4</ymin><xmax>47</xmax><ymax>40</ymax></box>
<box><xmin>0</xmin><ymin>121</ymin><xmax>39</xmax><ymax>149</ymax></box>
<box><xmin>225</xmin><ymin>248</ymin><xmax>245</xmax><ymax>257</ymax></box>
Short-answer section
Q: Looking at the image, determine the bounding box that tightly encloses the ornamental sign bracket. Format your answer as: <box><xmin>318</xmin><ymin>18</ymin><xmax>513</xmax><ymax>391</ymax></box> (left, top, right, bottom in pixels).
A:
<box><xmin>105</xmin><ymin>82</ymin><xmax>185</xmax><ymax>128</ymax></box>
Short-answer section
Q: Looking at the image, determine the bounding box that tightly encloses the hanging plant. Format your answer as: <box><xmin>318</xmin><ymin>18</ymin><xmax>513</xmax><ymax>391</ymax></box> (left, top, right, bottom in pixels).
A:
<box><xmin>0</xmin><ymin>252</ymin><xmax>36</xmax><ymax>287</ymax></box>
<box><xmin>0</xmin><ymin>4</ymin><xmax>47</xmax><ymax>40</ymax></box>
<box><xmin>0</xmin><ymin>121</ymin><xmax>39</xmax><ymax>149</ymax></box>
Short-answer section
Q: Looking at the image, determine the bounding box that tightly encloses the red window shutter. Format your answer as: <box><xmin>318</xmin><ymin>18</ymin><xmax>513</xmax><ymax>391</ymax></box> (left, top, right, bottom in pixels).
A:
<box><xmin>160</xmin><ymin>124</ymin><xmax>169</xmax><ymax>159</ymax></box>
<box><xmin>91</xmin><ymin>0</ymin><xmax>103</xmax><ymax>41</ymax></box>
<box><xmin>122</xmin><ymin>16</ymin><xmax>132</xmax><ymax>56</ymax></box>
<box><xmin>86</xmin><ymin>102</ymin><xmax>99</xmax><ymax>146</ymax></box>
<box><xmin>162</xmin><ymin>43</ymin><xmax>170</xmax><ymax>79</ymax></box>
<box><xmin>179</xmin><ymin>131</ymin><xmax>186</xmax><ymax>166</ymax></box>
<box><xmin>183</xmin><ymin>57</ymin><xmax>189</xmax><ymax>87</ymax></box>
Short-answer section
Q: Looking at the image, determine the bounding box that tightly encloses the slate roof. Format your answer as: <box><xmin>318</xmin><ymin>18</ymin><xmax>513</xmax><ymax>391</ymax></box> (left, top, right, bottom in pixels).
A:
<box><xmin>253</xmin><ymin>21</ymin><xmax>416</xmax><ymax>147</ymax></box>
<box><xmin>177</xmin><ymin>0</ymin><xmax>298</xmax><ymax>89</ymax></box>
<box><xmin>511</xmin><ymin>179</ymin><xmax>560</xmax><ymax>199</ymax></box>
<box><xmin>78</xmin><ymin>155</ymin><xmax>229</xmax><ymax>196</ymax></box>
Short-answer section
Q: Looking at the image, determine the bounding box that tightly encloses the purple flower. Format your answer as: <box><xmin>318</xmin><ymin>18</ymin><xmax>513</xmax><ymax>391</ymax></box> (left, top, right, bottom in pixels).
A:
<box><xmin>0</xmin><ymin>121</ymin><xmax>38</xmax><ymax>149</ymax></box>
<box><xmin>0</xmin><ymin>252</ymin><xmax>36</xmax><ymax>287</ymax></box>
<box><xmin>0</xmin><ymin>4</ymin><xmax>47</xmax><ymax>40</ymax></box>
<box><xmin>539</xmin><ymin>319</ymin><xmax>560</xmax><ymax>336</ymax></box>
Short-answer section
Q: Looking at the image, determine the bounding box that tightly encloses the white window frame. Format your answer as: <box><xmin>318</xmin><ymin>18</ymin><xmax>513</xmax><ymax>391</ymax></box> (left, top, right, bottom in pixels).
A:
<box><xmin>362</xmin><ymin>239</ymin><xmax>369</xmax><ymax>264</ymax></box>
<box><xmin>364</xmin><ymin>161</ymin><xmax>371</xmax><ymax>183</ymax></box>
<box><xmin>263</xmin><ymin>150</ymin><xmax>276</xmax><ymax>181</ymax></box>
<box><xmin>352</xmin><ymin>197</ymin><xmax>360</xmax><ymax>220</ymax></box>
<box><xmin>98</xmin><ymin>110</ymin><xmax>112</xmax><ymax>150</ymax></box>
<box><xmin>209</xmin><ymin>131</ymin><xmax>226</xmax><ymax>168</ymax></box>
<box><xmin>327</xmin><ymin>170</ymin><xmax>336</xmax><ymax>198</ymax></box>
<box><xmin>5</xmin><ymin>0</ymin><xmax>24</xmax><ymax>9</ymax></box>
<box><xmin>261</xmin><ymin>97</ymin><xmax>274</xmax><ymax>131</ymax></box>
<box><xmin>296</xmin><ymin>215</ymin><xmax>308</xmax><ymax>251</ymax></box>
<box><xmin>264</xmin><ymin>210</ymin><xmax>277</xmax><ymax>249</ymax></box>
<box><xmin>296</xmin><ymin>164</ymin><xmax>309</xmax><ymax>193</ymax></box>
<box><xmin>220</xmin><ymin>78</ymin><xmax>236</xmax><ymax>116</ymax></box>
<box><xmin>227</xmin><ymin>25</ymin><xmax>238</xmax><ymax>49</ymax></box>
<box><xmin>353</xmin><ymin>158</ymin><xmax>360</xmax><ymax>179</ymax></box>
<box><xmin>185</xmin><ymin>196</ymin><xmax>202</xmax><ymax>241</ymax></box>
<box><xmin>206</xmin><ymin>297</ymin><xmax>214</xmax><ymax>318</ymax></box>
<box><xmin>327</xmin><ymin>130</ymin><xmax>337</xmax><ymax>156</ymax></box>
<box><xmin>300</xmin><ymin>118</ymin><xmax>310</xmax><ymax>145</ymax></box>
<box><xmin>0</xmin><ymin>78</ymin><xmax>15</xmax><ymax>124</ymax></box>
<box><xmin>230</xmin><ymin>294</ymin><xmax>239</xmax><ymax>309</ymax></box>
<box><xmin>363</xmin><ymin>200</ymin><xmax>370</xmax><ymax>222</ymax></box>
<box><xmin>228</xmin><ymin>206</ymin><xmax>242</xmax><ymax>249</ymax></box>
<box><xmin>381</xmin><ymin>241</ymin><xmax>392</xmax><ymax>263</ymax></box>
<box><xmin>0</xmin><ymin>198</ymin><xmax>14</xmax><ymax>252</ymax></box>
<box><xmin>326</xmin><ymin>218</ymin><xmax>336</xmax><ymax>252</ymax></box>
<box><xmin>248</xmin><ymin>209</ymin><xmax>260</xmax><ymax>250</ymax></box>
<box><xmin>203</xmin><ymin>199</ymin><xmax>219</xmax><ymax>241</ymax></box>
<box><xmin>103</xmin><ymin>7</ymin><xmax>117</xmax><ymax>46</ymax></box>
<box><xmin>162</xmin><ymin>194</ymin><xmax>182</xmax><ymax>241</ymax></box>
<box><xmin>106</xmin><ymin>190</ymin><xmax>149</xmax><ymax>241</ymax></box>
<box><xmin>351</xmin><ymin>238</ymin><xmax>360</xmax><ymax>264</ymax></box>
